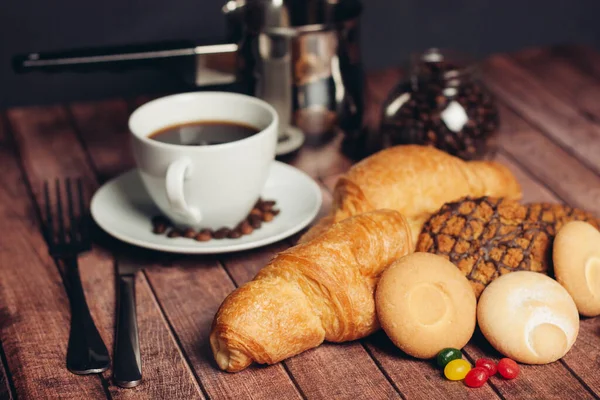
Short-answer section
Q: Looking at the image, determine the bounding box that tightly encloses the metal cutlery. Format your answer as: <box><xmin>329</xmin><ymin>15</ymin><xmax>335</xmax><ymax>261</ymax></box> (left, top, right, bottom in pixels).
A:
<box><xmin>113</xmin><ymin>260</ymin><xmax>142</xmax><ymax>388</ymax></box>
<box><xmin>42</xmin><ymin>178</ymin><xmax>110</xmax><ymax>375</ymax></box>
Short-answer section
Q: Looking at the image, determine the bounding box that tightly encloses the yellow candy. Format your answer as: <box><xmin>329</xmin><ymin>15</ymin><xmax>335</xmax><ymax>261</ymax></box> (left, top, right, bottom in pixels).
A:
<box><xmin>444</xmin><ymin>359</ymin><xmax>471</xmax><ymax>381</ymax></box>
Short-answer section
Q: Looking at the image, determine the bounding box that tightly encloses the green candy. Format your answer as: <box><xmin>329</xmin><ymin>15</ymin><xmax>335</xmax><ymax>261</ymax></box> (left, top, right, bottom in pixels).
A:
<box><xmin>436</xmin><ymin>348</ymin><xmax>462</xmax><ymax>368</ymax></box>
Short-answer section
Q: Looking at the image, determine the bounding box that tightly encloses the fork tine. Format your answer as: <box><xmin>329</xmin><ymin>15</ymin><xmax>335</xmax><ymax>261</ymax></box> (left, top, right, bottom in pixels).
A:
<box><xmin>43</xmin><ymin>181</ymin><xmax>54</xmax><ymax>244</ymax></box>
<box><xmin>66</xmin><ymin>178</ymin><xmax>77</xmax><ymax>243</ymax></box>
<box><xmin>77</xmin><ymin>179</ymin><xmax>90</xmax><ymax>248</ymax></box>
<box><xmin>55</xmin><ymin>179</ymin><xmax>66</xmax><ymax>244</ymax></box>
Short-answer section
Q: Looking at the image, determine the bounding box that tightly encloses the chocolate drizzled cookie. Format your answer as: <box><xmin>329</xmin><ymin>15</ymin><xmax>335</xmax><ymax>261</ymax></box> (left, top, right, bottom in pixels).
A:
<box><xmin>417</xmin><ymin>197</ymin><xmax>600</xmax><ymax>297</ymax></box>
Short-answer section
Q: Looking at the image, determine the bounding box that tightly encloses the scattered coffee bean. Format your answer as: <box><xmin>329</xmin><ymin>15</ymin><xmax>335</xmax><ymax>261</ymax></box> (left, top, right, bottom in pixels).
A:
<box><xmin>153</xmin><ymin>224</ymin><xmax>167</xmax><ymax>234</ymax></box>
<box><xmin>152</xmin><ymin>215</ymin><xmax>171</xmax><ymax>226</ymax></box>
<box><xmin>150</xmin><ymin>199</ymin><xmax>278</xmax><ymax>242</ymax></box>
<box><xmin>228</xmin><ymin>230</ymin><xmax>242</xmax><ymax>239</ymax></box>
<box><xmin>167</xmin><ymin>229</ymin><xmax>181</xmax><ymax>238</ymax></box>
<box><xmin>195</xmin><ymin>229</ymin><xmax>212</xmax><ymax>242</ymax></box>
<box><xmin>259</xmin><ymin>201</ymin><xmax>275</xmax><ymax>212</ymax></box>
<box><xmin>213</xmin><ymin>228</ymin><xmax>231</xmax><ymax>239</ymax></box>
<box><xmin>240</xmin><ymin>220</ymin><xmax>254</xmax><ymax>235</ymax></box>
<box><xmin>249</xmin><ymin>214</ymin><xmax>262</xmax><ymax>229</ymax></box>
<box><xmin>183</xmin><ymin>228</ymin><xmax>196</xmax><ymax>238</ymax></box>
<box><xmin>262</xmin><ymin>212</ymin><xmax>274</xmax><ymax>222</ymax></box>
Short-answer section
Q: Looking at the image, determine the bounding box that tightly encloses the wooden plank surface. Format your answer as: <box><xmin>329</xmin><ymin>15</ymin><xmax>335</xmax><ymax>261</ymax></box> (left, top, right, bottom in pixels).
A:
<box><xmin>512</xmin><ymin>47</ymin><xmax>600</xmax><ymax>121</ymax></box>
<box><xmin>323</xmin><ymin>58</ymin><xmax>600</xmax><ymax>398</ymax></box>
<box><xmin>70</xmin><ymin>99</ymin><xmax>304</xmax><ymax>400</ymax></box>
<box><xmin>68</xmin><ymin>99</ymin><xmax>134</xmax><ymax>182</ymax></box>
<box><xmin>1</xmin><ymin>45</ymin><xmax>600</xmax><ymax>399</ymax></box>
<box><xmin>0</xmin><ymin>113</ymin><xmax>108</xmax><ymax>399</ymax></box>
<box><xmin>0</xmin><ymin>342</ymin><xmax>14</xmax><ymax>400</ymax></box>
<box><xmin>483</xmin><ymin>65</ymin><xmax>600</xmax><ymax>396</ymax></box>
<box><xmin>510</xmin><ymin>50</ymin><xmax>600</xmax><ymax>394</ymax></box>
<box><xmin>547</xmin><ymin>45</ymin><xmax>600</xmax><ymax>80</ymax></box>
<box><xmin>0</xmin><ymin>117</ymin><xmax>15</xmax><ymax>399</ymax></box>
<box><xmin>482</xmin><ymin>54</ymin><xmax>600</xmax><ymax>176</ymax></box>
<box><xmin>6</xmin><ymin>105</ymin><xmax>203</xmax><ymax>399</ymax></box>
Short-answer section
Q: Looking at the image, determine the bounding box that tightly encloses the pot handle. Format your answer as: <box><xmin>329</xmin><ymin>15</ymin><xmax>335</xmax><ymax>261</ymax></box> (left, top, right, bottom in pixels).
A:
<box><xmin>13</xmin><ymin>41</ymin><xmax>196</xmax><ymax>73</ymax></box>
<box><xmin>13</xmin><ymin>40</ymin><xmax>239</xmax><ymax>87</ymax></box>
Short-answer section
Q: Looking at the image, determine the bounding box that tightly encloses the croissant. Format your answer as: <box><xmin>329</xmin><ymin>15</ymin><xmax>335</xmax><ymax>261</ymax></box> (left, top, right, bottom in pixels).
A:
<box><xmin>300</xmin><ymin>145</ymin><xmax>523</xmax><ymax>245</ymax></box>
<box><xmin>210</xmin><ymin>209</ymin><xmax>413</xmax><ymax>372</ymax></box>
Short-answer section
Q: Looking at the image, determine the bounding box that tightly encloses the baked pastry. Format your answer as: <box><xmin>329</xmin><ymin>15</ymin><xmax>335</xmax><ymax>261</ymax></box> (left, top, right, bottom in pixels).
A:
<box><xmin>299</xmin><ymin>145</ymin><xmax>522</xmax><ymax>246</ymax></box>
<box><xmin>525</xmin><ymin>202</ymin><xmax>600</xmax><ymax>235</ymax></box>
<box><xmin>477</xmin><ymin>271</ymin><xmax>579</xmax><ymax>364</ymax></box>
<box><xmin>376</xmin><ymin>253</ymin><xmax>476</xmax><ymax>359</ymax></box>
<box><xmin>554</xmin><ymin>221</ymin><xmax>600</xmax><ymax>317</ymax></box>
<box><xmin>417</xmin><ymin>197</ymin><xmax>600</xmax><ymax>297</ymax></box>
<box><xmin>210</xmin><ymin>209</ymin><xmax>413</xmax><ymax>372</ymax></box>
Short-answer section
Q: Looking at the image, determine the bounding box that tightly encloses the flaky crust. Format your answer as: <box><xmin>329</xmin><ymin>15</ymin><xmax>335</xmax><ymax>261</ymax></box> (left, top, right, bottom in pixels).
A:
<box><xmin>210</xmin><ymin>210</ymin><xmax>413</xmax><ymax>372</ymax></box>
<box><xmin>300</xmin><ymin>145</ymin><xmax>522</xmax><ymax>245</ymax></box>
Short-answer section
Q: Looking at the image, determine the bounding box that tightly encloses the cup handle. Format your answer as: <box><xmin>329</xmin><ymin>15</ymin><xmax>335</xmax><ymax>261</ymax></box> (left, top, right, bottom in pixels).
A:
<box><xmin>165</xmin><ymin>158</ymin><xmax>202</xmax><ymax>223</ymax></box>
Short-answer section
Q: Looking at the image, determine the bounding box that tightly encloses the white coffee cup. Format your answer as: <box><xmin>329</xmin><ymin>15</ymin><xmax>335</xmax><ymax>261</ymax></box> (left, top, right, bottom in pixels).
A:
<box><xmin>129</xmin><ymin>92</ymin><xmax>278</xmax><ymax>230</ymax></box>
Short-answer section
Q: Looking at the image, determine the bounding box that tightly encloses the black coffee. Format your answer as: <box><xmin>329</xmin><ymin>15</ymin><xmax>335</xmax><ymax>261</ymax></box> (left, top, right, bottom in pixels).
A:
<box><xmin>149</xmin><ymin>121</ymin><xmax>259</xmax><ymax>146</ymax></box>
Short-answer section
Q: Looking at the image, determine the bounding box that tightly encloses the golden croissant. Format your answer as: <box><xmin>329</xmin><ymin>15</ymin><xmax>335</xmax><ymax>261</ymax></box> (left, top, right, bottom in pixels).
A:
<box><xmin>210</xmin><ymin>209</ymin><xmax>413</xmax><ymax>372</ymax></box>
<box><xmin>300</xmin><ymin>145</ymin><xmax>523</xmax><ymax>246</ymax></box>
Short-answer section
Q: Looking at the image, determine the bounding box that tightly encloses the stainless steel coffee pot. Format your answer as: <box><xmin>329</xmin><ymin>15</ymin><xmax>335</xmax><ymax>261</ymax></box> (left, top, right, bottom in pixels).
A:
<box><xmin>14</xmin><ymin>0</ymin><xmax>364</xmax><ymax>153</ymax></box>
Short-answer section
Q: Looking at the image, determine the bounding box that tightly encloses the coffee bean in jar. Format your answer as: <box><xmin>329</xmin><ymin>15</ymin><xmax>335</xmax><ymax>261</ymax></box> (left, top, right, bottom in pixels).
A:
<box><xmin>379</xmin><ymin>48</ymin><xmax>499</xmax><ymax>160</ymax></box>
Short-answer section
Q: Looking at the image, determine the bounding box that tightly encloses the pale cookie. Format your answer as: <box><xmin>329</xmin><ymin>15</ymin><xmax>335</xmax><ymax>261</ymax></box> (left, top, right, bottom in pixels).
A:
<box><xmin>554</xmin><ymin>221</ymin><xmax>600</xmax><ymax>317</ymax></box>
<box><xmin>478</xmin><ymin>271</ymin><xmax>579</xmax><ymax>364</ymax></box>
<box><xmin>375</xmin><ymin>252</ymin><xmax>476</xmax><ymax>359</ymax></box>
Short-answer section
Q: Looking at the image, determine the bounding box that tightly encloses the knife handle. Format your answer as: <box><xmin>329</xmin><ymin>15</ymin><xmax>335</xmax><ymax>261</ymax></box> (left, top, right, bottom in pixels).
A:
<box><xmin>114</xmin><ymin>274</ymin><xmax>142</xmax><ymax>388</ymax></box>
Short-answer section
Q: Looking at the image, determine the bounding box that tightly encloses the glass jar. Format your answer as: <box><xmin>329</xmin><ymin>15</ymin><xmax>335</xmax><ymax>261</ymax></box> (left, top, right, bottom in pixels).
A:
<box><xmin>379</xmin><ymin>48</ymin><xmax>499</xmax><ymax>160</ymax></box>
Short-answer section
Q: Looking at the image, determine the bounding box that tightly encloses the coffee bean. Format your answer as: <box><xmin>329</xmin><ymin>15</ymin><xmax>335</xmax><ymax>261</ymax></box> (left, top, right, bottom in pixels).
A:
<box><xmin>250</xmin><ymin>208</ymin><xmax>262</xmax><ymax>217</ymax></box>
<box><xmin>249</xmin><ymin>215</ymin><xmax>262</xmax><ymax>229</ymax></box>
<box><xmin>183</xmin><ymin>228</ymin><xmax>196</xmax><ymax>238</ymax></box>
<box><xmin>240</xmin><ymin>221</ymin><xmax>254</xmax><ymax>235</ymax></box>
<box><xmin>228</xmin><ymin>230</ymin><xmax>242</xmax><ymax>239</ymax></box>
<box><xmin>379</xmin><ymin>58</ymin><xmax>499</xmax><ymax>161</ymax></box>
<box><xmin>262</xmin><ymin>212</ymin><xmax>274</xmax><ymax>222</ymax></box>
<box><xmin>213</xmin><ymin>228</ymin><xmax>231</xmax><ymax>239</ymax></box>
<box><xmin>167</xmin><ymin>229</ymin><xmax>181</xmax><ymax>238</ymax></box>
<box><xmin>195</xmin><ymin>229</ymin><xmax>212</xmax><ymax>242</ymax></box>
<box><xmin>152</xmin><ymin>215</ymin><xmax>171</xmax><ymax>226</ymax></box>
<box><xmin>259</xmin><ymin>200</ymin><xmax>276</xmax><ymax>212</ymax></box>
<box><xmin>153</xmin><ymin>224</ymin><xmax>167</xmax><ymax>234</ymax></box>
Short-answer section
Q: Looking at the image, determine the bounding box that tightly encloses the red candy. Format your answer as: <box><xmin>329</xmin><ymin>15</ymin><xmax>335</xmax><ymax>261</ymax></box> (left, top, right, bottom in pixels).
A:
<box><xmin>464</xmin><ymin>367</ymin><xmax>489</xmax><ymax>388</ymax></box>
<box><xmin>475</xmin><ymin>358</ymin><xmax>497</xmax><ymax>377</ymax></box>
<box><xmin>497</xmin><ymin>358</ymin><xmax>520</xmax><ymax>379</ymax></box>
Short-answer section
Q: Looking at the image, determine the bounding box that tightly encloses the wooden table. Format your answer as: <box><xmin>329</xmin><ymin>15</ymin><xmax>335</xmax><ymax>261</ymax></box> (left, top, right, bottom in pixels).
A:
<box><xmin>1</xmin><ymin>45</ymin><xmax>600</xmax><ymax>400</ymax></box>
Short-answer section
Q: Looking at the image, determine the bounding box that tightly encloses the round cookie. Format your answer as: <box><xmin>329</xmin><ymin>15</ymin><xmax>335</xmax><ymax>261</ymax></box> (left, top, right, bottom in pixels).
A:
<box><xmin>554</xmin><ymin>221</ymin><xmax>600</xmax><ymax>317</ymax></box>
<box><xmin>478</xmin><ymin>271</ymin><xmax>579</xmax><ymax>364</ymax></box>
<box><xmin>375</xmin><ymin>252</ymin><xmax>476</xmax><ymax>359</ymax></box>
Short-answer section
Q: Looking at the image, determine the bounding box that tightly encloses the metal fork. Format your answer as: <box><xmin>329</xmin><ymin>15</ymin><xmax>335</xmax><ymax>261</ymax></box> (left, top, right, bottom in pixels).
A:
<box><xmin>43</xmin><ymin>178</ymin><xmax>110</xmax><ymax>375</ymax></box>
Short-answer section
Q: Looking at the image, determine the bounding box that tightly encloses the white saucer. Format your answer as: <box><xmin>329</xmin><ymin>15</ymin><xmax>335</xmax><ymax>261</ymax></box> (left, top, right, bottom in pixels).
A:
<box><xmin>276</xmin><ymin>126</ymin><xmax>305</xmax><ymax>156</ymax></box>
<box><xmin>90</xmin><ymin>162</ymin><xmax>322</xmax><ymax>254</ymax></box>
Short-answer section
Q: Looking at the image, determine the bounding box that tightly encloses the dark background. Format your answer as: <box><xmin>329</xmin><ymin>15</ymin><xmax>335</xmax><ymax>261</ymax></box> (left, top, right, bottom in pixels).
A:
<box><xmin>1</xmin><ymin>0</ymin><xmax>600</xmax><ymax>108</ymax></box>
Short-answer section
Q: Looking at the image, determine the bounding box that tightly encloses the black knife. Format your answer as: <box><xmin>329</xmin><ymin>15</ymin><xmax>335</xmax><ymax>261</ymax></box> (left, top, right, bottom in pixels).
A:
<box><xmin>113</xmin><ymin>261</ymin><xmax>142</xmax><ymax>388</ymax></box>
